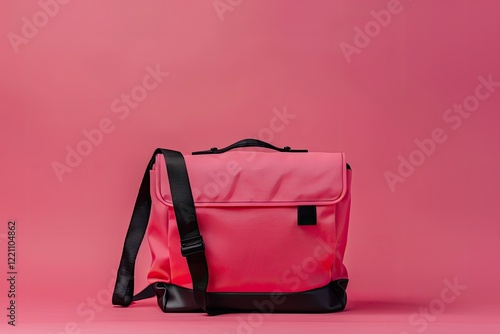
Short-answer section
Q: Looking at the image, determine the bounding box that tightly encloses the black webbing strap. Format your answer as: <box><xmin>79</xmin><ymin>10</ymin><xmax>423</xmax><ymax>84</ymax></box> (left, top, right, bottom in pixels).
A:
<box><xmin>112</xmin><ymin>149</ymin><xmax>209</xmax><ymax>312</ymax></box>
<box><xmin>161</xmin><ymin>149</ymin><xmax>209</xmax><ymax>311</ymax></box>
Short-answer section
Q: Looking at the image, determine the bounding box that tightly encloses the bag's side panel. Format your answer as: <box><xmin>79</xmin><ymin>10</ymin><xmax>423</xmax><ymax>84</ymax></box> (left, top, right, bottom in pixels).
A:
<box><xmin>146</xmin><ymin>167</ymin><xmax>172</xmax><ymax>284</ymax></box>
<box><xmin>331</xmin><ymin>169</ymin><xmax>352</xmax><ymax>281</ymax></box>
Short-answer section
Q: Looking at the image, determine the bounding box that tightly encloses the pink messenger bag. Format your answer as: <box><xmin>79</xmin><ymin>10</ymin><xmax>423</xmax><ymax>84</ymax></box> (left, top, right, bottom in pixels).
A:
<box><xmin>113</xmin><ymin>139</ymin><xmax>352</xmax><ymax>314</ymax></box>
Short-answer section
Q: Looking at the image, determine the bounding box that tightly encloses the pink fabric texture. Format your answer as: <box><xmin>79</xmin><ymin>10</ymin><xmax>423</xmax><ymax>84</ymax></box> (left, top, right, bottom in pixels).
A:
<box><xmin>146</xmin><ymin>151</ymin><xmax>351</xmax><ymax>293</ymax></box>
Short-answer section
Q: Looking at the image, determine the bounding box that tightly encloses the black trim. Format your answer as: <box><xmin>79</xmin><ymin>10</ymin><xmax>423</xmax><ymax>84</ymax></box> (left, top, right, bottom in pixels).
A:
<box><xmin>192</xmin><ymin>138</ymin><xmax>308</xmax><ymax>155</ymax></box>
<box><xmin>298</xmin><ymin>206</ymin><xmax>317</xmax><ymax>226</ymax></box>
<box><xmin>153</xmin><ymin>280</ymin><xmax>348</xmax><ymax>313</ymax></box>
<box><xmin>346</xmin><ymin>163</ymin><xmax>351</xmax><ymax>170</ymax></box>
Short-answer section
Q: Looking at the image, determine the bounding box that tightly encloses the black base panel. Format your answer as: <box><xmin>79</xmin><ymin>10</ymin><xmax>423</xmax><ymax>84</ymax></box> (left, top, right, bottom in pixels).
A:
<box><xmin>153</xmin><ymin>279</ymin><xmax>348</xmax><ymax>314</ymax></box>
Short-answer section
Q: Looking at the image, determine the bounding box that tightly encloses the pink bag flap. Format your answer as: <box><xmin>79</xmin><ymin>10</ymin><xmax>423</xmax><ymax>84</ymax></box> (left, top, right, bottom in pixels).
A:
<box><xmin>153</xmin><ymin>151</ymin><xmax>347</xmax><ymax>207</ymax></box>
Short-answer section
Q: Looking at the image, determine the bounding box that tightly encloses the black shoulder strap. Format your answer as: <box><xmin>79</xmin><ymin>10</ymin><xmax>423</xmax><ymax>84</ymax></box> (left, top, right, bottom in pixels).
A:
<box><xmin>112</xmin><ymin>149</ymin><xmax>209</xmax><ymax>312</ymax></box>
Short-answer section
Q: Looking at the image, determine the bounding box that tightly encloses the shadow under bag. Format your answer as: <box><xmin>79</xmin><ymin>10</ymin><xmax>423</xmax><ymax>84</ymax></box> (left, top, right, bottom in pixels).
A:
<box><xmin>112</xmin><ymin>139</ymin><xmax>352</xmax><ymax>315</ymax></box>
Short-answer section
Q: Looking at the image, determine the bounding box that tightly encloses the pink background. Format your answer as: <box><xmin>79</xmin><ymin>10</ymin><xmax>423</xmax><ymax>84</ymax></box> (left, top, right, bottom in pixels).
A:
<box><xmin>1</xmin><ymin>0</ymin><xmax>499</xmax><ymax>333</ymax></box>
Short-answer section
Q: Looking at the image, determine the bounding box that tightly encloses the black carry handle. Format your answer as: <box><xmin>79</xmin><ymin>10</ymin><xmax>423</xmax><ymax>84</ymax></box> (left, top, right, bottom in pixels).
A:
<box><xmin>192</xmin><ymin>138</ymin><xmax>308</xmax><ymax>155</ymax></box>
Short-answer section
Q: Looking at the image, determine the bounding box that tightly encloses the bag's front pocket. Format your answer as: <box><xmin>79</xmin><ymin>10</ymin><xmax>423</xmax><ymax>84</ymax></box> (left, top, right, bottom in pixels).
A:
<box><xmin>167</xmin><ymin>204</ymin><xmax>337</xmax><ymax>293</ymax></box>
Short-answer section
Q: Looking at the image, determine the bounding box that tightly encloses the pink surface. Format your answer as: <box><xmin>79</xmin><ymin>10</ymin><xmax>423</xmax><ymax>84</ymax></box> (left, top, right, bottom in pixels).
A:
<box><xmin>1</xmin><ymin>0</ymin><xmax>500</xmax><ymax>333</ymax></box>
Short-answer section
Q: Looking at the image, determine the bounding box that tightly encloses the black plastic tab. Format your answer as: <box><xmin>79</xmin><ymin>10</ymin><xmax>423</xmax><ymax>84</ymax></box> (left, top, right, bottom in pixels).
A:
<box><xmin>298</xmin><ymin>206</ymin><xmax>317</xmax><ymax>226</ymax></box>
<box><xmin>181</xmin><ymin>235</ymin><xmax>205</xmax><ymax>257</ymax></box>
